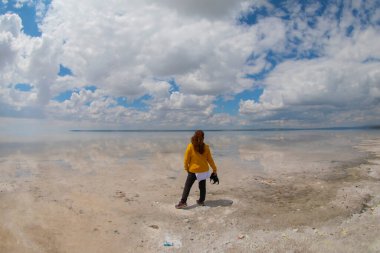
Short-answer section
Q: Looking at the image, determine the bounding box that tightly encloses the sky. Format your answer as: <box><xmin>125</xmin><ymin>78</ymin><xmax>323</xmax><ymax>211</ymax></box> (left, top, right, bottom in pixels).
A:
<box><xmin>0</xmin><ymin>0</ymin><xmax>380</xmax><ymax>130</ymax></box>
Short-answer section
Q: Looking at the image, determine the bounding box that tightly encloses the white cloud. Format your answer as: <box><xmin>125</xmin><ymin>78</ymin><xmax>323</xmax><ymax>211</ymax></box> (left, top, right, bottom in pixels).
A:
<box><xmin>47</xmin><ymin>88</ymin><xmax>118</xmax><ymax>122</ymax></box>
<box><xmin>0</xmin><ymin>14</ymin><xmax>20</xmax><ymax>70</ymax></box>
<box><xmin>39</xmin><ymin>0</ymin><xmax>264</xmax><ymax>99</ymax></box>
<box><xmin>13</xmin><ymin>0</ymin><xmax>32</xmax><ymax>9</ymax></box>
<box><xmin>240</xmin><ymin>51</ymin><xmax>380</xmax><ymax>126</ymax></box>
<box><xmin>35</xmin><ymin>0</ymin><xmax>50</xmax><ymax>22</ymax></box>
<box><xmin>25</xmin><ymin>36</ymin><xmax>61</xmax><ymax>105</ymax></box>
<box><xmin>0</xmin><ymin>12</ymin><xmax>61</xmax><ymax>114</ymax></box>
<box><xmin>0</xmin><ymin>14</ymin><xmax>41</xmax><ymax>117</ymax></box>
<box><xmin>0</xmin><ymin>85</ymin><xmax>37</xmax><ymax>110</ymax></box>
<box><xmin>177</xmin><ymin>18</ymin><xmax>287</xmax><ymax>96</ymax></box>
<box><xmin>45</xmin><ymin>84</ymin><xmax>222</xmax><ymax>129</ymax></box>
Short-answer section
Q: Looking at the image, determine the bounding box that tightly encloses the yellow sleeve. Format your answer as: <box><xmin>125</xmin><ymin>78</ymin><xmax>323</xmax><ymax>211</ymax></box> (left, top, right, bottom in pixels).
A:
<box><xmin>184</xmin><ymin>143</ymin><xmax>192</xmax><ymax>171</ymax></box>
<box><xmin>206</xmin><ymin>145</ymin><xmax>217</xmax><ymax>173</ymax></box>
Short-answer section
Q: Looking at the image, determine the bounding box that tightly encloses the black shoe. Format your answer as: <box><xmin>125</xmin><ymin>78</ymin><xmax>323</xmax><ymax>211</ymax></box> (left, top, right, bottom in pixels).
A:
<box><xmin>197</xmin><ymin>200</ymin><xmax>205</xmax><ymax>206</ymax></box>
<box><xmin>175</xmin><ymin>201</ymin><xmax>187</xmax><ymax>209</ymax></box>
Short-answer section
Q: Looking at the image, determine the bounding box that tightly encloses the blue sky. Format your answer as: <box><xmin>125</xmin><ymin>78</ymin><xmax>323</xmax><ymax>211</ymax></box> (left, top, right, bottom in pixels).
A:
<box><xmin>1</xmin><ymin>0</ymin><xmax>40</xmax><ymax>36</ymax></box>
<box><xmin>0</xmin><ymin>0</ymin><xmax>379</xmax><ymax>130</ymax></box>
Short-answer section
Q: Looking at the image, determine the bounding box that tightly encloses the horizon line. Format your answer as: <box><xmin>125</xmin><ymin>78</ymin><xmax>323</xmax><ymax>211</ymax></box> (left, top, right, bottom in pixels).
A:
<box><xmin>70</xmin><ymin>125</ymin><xmax>380</xmax><ymax>133</ymax></box>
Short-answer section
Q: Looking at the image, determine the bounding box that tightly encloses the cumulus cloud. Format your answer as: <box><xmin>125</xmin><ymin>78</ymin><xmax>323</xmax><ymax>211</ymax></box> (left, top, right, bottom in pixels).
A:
<box><xmin>0</xmin><ymin>14</ymin><xmax>20</xmax><ymax>70</ymax></box>
<box><xmin>39</xmin><ymin>0</ymin><xmax>263</xmax><ymax>99</ymax></box>
<box><xmin>0</xmin><ymin>12</ymin><xmax>61</xmax><ymax>117</ymax></box>
<box><xmin>240</xmin><ymin>59</ymin><xmax>380</xmax><ymax>114</ymax></box>
<box><xmin>45</xmin><ymin>79</ymin><xmax>219</xmax><ymax>129</ymax></box>
<box><xmin>0</xmin><ymin>13</ymin><xmax>39</xmax><ymax>118</ymax></box>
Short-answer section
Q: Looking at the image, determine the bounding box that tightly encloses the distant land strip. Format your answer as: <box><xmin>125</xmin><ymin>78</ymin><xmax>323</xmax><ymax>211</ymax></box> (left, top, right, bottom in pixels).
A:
<box><xmin>70</xmin><ymin>126</ymin><xmax>379</xmax><ymax>133</ymax></box>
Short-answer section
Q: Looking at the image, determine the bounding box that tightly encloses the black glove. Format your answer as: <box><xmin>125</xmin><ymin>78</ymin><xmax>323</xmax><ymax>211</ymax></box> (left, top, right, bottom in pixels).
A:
<box><xmin>210</xmin><ymin>172</ymin><xmax>219</xmax><ymax>184</ymax></box>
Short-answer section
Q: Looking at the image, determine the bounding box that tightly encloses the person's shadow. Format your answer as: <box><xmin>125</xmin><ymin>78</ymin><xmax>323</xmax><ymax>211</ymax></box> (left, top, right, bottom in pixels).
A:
<box><xmin>185</xmin><ymin>199</ymin><xmax>233</xmax><ymax>210</ymax></box>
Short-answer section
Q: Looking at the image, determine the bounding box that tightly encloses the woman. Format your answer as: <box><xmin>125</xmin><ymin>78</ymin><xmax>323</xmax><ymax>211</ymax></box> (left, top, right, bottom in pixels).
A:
<box><xmin>175</xmin><ymin>130</ymin><xmax>218</xmax><ymax>209</ymax></box>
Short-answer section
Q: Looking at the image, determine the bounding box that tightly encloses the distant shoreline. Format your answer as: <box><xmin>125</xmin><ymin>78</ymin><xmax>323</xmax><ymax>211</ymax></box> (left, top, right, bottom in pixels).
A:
<box><xmin>70</xmin><ymin>125</ymin><xmax>380</xmax><ymax>133</ymax></box>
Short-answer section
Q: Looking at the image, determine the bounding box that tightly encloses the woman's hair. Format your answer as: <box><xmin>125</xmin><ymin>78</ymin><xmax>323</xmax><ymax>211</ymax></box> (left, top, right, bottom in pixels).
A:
<box><xmin>191</xmin><ymin>130</ymin><xmax>205</xmax><ymax>154</ymax></box>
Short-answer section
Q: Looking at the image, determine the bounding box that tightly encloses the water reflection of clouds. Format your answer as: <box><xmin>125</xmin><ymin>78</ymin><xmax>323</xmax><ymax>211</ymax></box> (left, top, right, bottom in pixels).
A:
<box><xmin>0</xmin><ymin>131</ymin><xmax>376</xmax><ymax>177</ymax></box>
<box><xmin>238</xmin><ymin>148</ymin><xmax>285</xmax><ymax>163</ymax></box>
<box><xmin>13</xmin><ymin>134</ymin><xmax>186</xmax><ymax>174</ymax></box>
<box><xmin>220</xmin><ymin>130</ymin><xmax>374</xmax><ymax>174</ymax></box>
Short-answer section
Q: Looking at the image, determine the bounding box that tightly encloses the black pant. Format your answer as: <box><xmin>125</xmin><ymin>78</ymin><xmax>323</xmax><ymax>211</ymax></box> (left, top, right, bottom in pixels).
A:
<box><xmin>181</xmin><ymin>172</ymin><xmax>206</xmax><ymax>203</ymax></box>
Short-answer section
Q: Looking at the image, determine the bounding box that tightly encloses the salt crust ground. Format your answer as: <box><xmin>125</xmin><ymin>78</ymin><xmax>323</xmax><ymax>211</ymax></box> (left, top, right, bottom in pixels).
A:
<box><xmin>0</xmin><ymin>134</ymin><xmax>379</xmax><ymax>252</ymax></box>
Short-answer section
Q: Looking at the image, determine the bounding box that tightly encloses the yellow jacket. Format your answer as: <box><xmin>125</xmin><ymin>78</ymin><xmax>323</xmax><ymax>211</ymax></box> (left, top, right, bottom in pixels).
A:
<box><xmin>184</xmin><ymin>143</ymin><xmax>217</xmax><ymax>173</ymax></box>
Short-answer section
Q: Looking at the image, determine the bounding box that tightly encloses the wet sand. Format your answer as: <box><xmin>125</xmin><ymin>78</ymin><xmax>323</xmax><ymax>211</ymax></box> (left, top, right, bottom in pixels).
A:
<box><xmin>0</xmin><ymin>130</ymin><xmax>379</xmax><ymax>252</ymax></box>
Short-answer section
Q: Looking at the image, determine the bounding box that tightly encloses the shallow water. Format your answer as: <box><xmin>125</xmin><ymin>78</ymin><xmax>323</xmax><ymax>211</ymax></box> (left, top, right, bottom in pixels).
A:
<box><xmin>1</xmin><ymin>129</ymin><xmax>379</xmax><ymax>175</ymax></box>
